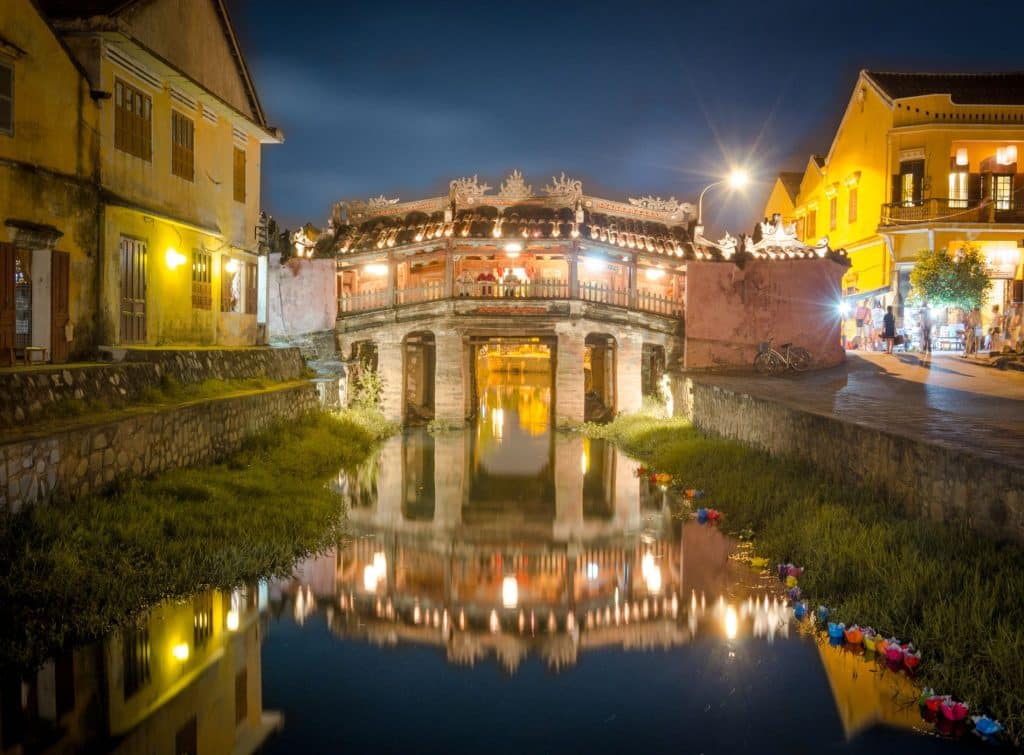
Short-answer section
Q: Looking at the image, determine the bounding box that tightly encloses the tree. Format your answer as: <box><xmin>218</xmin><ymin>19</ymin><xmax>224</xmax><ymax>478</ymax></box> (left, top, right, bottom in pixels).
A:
<box><xmin>909</xmin><ymin>245</ymin><xmax>991</xmax><ymax>309</ymax></box>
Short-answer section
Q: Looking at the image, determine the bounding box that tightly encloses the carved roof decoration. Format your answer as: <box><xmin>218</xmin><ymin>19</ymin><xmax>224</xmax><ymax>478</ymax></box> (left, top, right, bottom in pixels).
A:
<box><xmin>693</xmin><ymin>213</ymin><xmax>849</xmax><ymax>264</ymax></box>
<box><xmin>498</xmin><ymin>170</ymin><xmax>532</xmax><ymax>201</ymax></box>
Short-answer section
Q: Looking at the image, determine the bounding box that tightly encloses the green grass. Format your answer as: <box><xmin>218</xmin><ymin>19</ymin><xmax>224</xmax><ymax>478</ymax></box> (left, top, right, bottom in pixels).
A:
<box><xmin>0</xmin><ymin>408</ymin><xmax>395</xmax><ymax>673</ymax></box>
<box><xmin>582</xmin><ymin>413</ymin><xmax>1024</xmax><ymax>742</ymax></box>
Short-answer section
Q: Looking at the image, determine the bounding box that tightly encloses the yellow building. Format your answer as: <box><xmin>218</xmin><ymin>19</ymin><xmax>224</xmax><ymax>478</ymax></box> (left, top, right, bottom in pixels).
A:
<box><xmin>0</xmin><ymin>587</ymin><xmax>281</xmax><ymax>754</ymax></box>
<box><xmin>765</xmin><ymin>70</ymin><xmax>1024</xmax><ymax>339</ymax></box>
<box><xmin>1</xmin><ymin>0</ymin><xmax>282</xmax><ymax>362</ymax></box>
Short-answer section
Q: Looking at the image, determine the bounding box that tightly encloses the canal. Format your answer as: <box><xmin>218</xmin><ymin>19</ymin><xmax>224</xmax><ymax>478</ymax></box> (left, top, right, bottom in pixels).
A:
<box><xmin>0</xmin><ymin>364</ymin><xmax>1000</xmax><ymax>753</ymax></box>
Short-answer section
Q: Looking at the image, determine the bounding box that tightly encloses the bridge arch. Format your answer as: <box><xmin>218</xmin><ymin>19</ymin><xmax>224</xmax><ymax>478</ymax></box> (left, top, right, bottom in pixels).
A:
<box><xmin>584</xmin><ymin>332</ymin><xmax>616</xmax><ymax>421</ymax></box>
<box><xmin>403</xmin><ymin>330</ymin><xmax>436</xmax><ymax>423</ymax></box>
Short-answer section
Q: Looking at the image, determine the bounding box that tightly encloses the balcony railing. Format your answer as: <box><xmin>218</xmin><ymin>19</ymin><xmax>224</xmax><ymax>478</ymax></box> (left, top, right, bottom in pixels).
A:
<box><xmin>880</xmin><ymin>198</ymin><xmax>1024</xmax><ymax>225</ymax></box>
<box><xmin>338</xmin><ymin>278</ymin><xmax>683</xmax><ymax>318</ymax></box>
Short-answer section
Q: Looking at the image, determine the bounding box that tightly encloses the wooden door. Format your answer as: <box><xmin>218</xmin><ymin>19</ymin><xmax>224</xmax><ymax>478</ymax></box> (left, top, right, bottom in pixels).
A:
<box><xmin>0</xmin><ymin>243</ymin><xmax>14</xmax><ymax>365</ymax></box>
<box><xmin>51</xmin><ymin>250</ymin><xmax>70</xmax><ymax>362</ymax></box>
<box><xmin>119</xmin><ymin>238</ymin><xmax>147</xmax><ymax>344</ymax></box>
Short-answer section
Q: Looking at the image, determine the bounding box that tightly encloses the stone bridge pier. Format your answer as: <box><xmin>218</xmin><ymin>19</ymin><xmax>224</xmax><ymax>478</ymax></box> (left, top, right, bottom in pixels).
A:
<box><xmin>336</xmin><ymin>302</ymin><xmax>680</xmax><ymax>426</ymax></box>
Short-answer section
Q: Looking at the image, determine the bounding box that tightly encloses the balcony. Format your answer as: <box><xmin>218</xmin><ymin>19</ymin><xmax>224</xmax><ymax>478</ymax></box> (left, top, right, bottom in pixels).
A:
<box><xmin>338</xmin><ymin>278</ymin><xmax>683</xmax><ymax>318</ymax></box>
<box><xmin>880</xmin><ymin>198</ymin><xmax>1024</xmax><ymax>226</ymax></box>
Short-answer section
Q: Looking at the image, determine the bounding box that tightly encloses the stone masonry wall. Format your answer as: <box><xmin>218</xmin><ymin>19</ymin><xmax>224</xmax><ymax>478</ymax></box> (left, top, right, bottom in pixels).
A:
<box><xmin>1</xmin><ymin>348</ymin><xmax>307</xmax><ymax>429</ymax></box>
<box><xmin>1</xmin><ymin>382</ymin><xmax>319</xmax><ymax>513</ymax></box>
<box><xmin>677</xmin><ymin>377</ymin><xmax>1024</xmax><ymax>543</ymax></box>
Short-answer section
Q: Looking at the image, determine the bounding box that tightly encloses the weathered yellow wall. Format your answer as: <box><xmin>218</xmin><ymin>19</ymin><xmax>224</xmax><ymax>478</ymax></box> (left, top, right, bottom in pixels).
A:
<box><xmin>0</xmin><ymin>0</ymin><xmax>101</xmax><ymax>355</ymax></box>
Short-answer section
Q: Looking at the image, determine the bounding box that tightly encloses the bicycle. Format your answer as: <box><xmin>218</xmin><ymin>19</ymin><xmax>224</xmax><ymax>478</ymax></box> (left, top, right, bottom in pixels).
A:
<box><xmin>754</xmin><ymin>338</ymin><xmax>812</xmax><ymax>375</ymax></box>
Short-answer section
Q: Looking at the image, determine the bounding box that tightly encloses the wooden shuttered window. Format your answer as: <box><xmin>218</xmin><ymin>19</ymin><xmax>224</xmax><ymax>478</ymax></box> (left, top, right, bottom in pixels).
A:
<box><xmin>244</xmin><ymin>262</ymin><xmax>258</xmax><ymax>315</ymax></box>
<box><xmin>114</xmin><ymin>79</ymin><xmax>152</xmax><ymax>160</ymax></box>
<box><xmin>848</xmin><ymin>187</ymin><xmax>858</xmax><ymax>223</ymax></box>
<box><xmin>233</xmin><ymin>147</ymin><xmax>246</xmax><ymax>203</ymax></box>
<box><xmin>191</xmin><ymin>250</ymin><xmax>211</xmax><ymax>310</ymax></box>
<box><xmin>829</xmin><ymin>197</ymin><xmax>837</xmax><ymax>230</ymax></box>
<box><xmin>0</xmin><ymin>61</ymin><xmax>13</xmax><ymax>136</ymax></box>
<box><xmin>806</xmin><ymin>210</ymin><xmax>817</xmax><ymax>240</ymax></box>
<box><xmin>171</xmin><ymin>110</ymin><xmax>195</xmax><ymax>181</ymax></box>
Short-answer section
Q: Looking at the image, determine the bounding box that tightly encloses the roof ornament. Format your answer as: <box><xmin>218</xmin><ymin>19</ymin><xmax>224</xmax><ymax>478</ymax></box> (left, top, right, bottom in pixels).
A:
<box><xmin>449</xmin><ymin>175</ymin><xmax>492</xmax><ymax>205</ymax></box>
<box><xmin>367</xmin><ymin>194</ymin><xmax>400</xmax><ymax>212</ymax></box>
<box><xmin>628</xmin><ymin>195</ymin><xmax>683</xmax><ymax>214</ymax></box>
<box><xmin>717</xmin><ymin>232</ymin><xmax>738</xmax><ymax>259</ymax></box>
<box><xmin>498</xmin><ymin>170</ymin><xmax>533</xmax><ymax>201</ymax></box>
<box><xmin>544</xmin><ymin>173</ymin><xmax>583</xmax><ymax>205</ymax></box>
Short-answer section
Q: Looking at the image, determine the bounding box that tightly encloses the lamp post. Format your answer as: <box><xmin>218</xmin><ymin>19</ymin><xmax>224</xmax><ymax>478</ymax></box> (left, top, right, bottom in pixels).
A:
<box><xmin>695</xmin><ymin>168</ymin><xmax>750</xmax><ymax>232</ymax></box>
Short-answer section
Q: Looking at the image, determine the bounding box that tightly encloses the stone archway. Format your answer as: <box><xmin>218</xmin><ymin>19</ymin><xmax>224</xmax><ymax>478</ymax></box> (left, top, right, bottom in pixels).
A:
<box><xmin>403</xmin><ymin>330</ymin><xmax>436</xmax><ymax>423</ymax></box>
<box><xmin>584</xmin><ymin>333</ymin><xmax>616</xmax><ymax>422</ymax></box>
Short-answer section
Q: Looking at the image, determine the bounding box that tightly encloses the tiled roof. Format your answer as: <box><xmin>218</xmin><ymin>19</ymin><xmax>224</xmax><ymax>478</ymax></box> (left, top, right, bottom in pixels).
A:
<box><xmin>35</xmin><ymin>0</ymin><xmax>141</xmax><ymax>17</ymax></box>
<box><xmin>329</xmin><ymin>205</ymin><xmax>690</xmax><ymax>258</ymax></box>
<box><xmin>866</xmin><ymin>71</ymin><xmax>1024</xmax><ymax>105</ymax></box>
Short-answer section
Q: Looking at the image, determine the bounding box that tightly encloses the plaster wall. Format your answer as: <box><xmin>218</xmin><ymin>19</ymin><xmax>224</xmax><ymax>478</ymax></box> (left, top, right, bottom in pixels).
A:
<box><xmin>267</xmin><ymin>254</ymin><xmax>337</xmax><ymax>338</ymax></box>
<box><xmin>683</xmin><ymin>259</ymin><xmax>846</xmax><ymax>371</ymax></box>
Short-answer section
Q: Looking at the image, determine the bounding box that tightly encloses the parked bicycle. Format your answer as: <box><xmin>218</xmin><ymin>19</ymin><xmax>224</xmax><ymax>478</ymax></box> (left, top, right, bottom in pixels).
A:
<box><xmin>754</xmin><ymin>339</ymin><xmax>812</xmax><ymax>375</ymax></box>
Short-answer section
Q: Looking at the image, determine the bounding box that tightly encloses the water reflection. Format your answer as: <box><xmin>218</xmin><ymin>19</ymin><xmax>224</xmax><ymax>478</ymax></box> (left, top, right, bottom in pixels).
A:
<box><xmin>0</xmin><ymin>586</ymin><xmax>279</xmax><ymax>754</ymax></box>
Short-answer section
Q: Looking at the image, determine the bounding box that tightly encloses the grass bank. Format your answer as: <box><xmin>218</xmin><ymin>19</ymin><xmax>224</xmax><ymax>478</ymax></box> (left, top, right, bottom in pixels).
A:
<box><xmin>0</xmin><ymin>408</ymin><xmax>396</xmax><ymax>672</ymax></box>
<box><xmin>582</xmin><ymin>414</ymin><xmax>1024</xmax><ymax>742</ymax></box>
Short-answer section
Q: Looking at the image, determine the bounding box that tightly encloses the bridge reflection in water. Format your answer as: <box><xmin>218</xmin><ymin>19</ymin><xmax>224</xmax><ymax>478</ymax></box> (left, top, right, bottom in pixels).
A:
<box><xmin>265</xmin><ymin>387</ymin><xmax>965</xmax><ymax>754</ymax></box>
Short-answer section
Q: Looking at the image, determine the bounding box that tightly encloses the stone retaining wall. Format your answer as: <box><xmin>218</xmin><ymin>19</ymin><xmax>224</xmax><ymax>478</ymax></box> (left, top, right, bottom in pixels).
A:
<box><xmin>1</xmin><ymin>348</ymin><xmax>306</xmax><ymax>428</ymax></box>
<box><xmin>677</xmin><ymin>377</ymin><xmax>1024</xmax><ymax>542</ymax></box>
<box><xmin>122</xmin><ymin>347</ymin><xmax>306</xmax><ymax>383</ymax></box>
<box><xmin>1</xmin><ymin>382</ymin><xmax>319</xmax><ymax>513</ymax></box>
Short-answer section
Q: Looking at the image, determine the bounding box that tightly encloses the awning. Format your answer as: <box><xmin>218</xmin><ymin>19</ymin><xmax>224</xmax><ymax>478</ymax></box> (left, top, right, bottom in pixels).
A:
<box><xmin>843</xmin><ymin>285</ymin><xmax>892</xmax><ymax>302</ymax></box>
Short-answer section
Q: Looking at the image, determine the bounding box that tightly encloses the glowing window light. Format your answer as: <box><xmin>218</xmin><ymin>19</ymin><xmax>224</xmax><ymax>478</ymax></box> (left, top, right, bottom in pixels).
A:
<box><xmin>362</xmin><ymin>564</ymin><xmax>379</xmax><ymax>592</ymax></box>
<box><xmin>955</xmin><ymin>147</ymin><xmax>969</xmax><ymax>166</ymax></box>
<box><xmin>226</xmin><ymin>610</ymin><xmax>239</xmax><ymax>632</ymax></box>
<box><xmin>502</xmin><ymin>576</ymin><xmax>518</xmax><ymax>608</ymax></box>
<box><xmin>363</xmin><ymin>263</ymin><xmax>388</xmax><ymax>276</ymax></box>
<box><xmin>224</xmin><ymin>258</ymin><xmax>239</xmax><ymax>274</ymax></box>
<box><xmin>172</xmin><ymin>642</ymin><xmax>190</xmax><ymax>662</ymax></box>
<box><xmin>644</xmin><ymin>268</ymin><xmax>665</xmax><ymax>281</ymax></box>
<box><xmin>586</xmin><ymin>562</ymin><xmax>599</xmax><ymax>581</ymax></box>
<box><xmin>583</xmin><ymin>257</ymin><xmax>605</xmax><ymax>273</ymax></box>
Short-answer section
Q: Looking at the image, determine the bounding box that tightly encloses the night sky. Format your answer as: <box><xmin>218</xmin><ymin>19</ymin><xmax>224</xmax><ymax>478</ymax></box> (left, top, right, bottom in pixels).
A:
<box><xmin>229</xmin><ymin>0</ymin><xmax>1024</xmax><ymax>236</ymax></box>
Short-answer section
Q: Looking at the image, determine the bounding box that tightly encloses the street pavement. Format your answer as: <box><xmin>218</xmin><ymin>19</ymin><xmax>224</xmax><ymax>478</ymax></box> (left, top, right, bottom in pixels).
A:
<box><xmin>689</xmin><ymin>352</ymin><xmax>1024</xmax><ymax>469</ymax></box>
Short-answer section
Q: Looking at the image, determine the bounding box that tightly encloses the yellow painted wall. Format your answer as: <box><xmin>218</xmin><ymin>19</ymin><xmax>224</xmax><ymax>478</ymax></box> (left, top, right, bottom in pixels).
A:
<box><xmin>0</xmin><ymin>0</ymin><xmax>101</xmax><ymax>355</ymax></box>
<box><xmin>762</xmin><ymin>177</ymin><xmax>796</xmax><ymax>222</ymax></box>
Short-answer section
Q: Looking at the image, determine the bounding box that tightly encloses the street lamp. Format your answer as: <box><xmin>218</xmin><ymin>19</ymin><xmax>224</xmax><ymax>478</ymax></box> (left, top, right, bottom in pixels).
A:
<box><xmin>696</xmin><ymin>168</ymin><xmax>749</xmax><ymax>228</ymax></box>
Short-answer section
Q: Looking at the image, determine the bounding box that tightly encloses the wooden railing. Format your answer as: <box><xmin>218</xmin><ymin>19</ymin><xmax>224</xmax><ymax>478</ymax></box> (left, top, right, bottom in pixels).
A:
<box><xmin>881</xmin><ymin>198</ymin><xmax>1024</xmax><ymax>225</ymax></box>
<box><xmin>338</xmin><ymin>278</ymin><xmax>683</xmax><ymax>317</ymax></box>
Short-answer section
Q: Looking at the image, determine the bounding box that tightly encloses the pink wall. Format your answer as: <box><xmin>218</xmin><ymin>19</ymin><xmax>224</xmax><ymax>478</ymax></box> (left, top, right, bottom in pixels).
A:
<box><xmin>684</xmin><ymin>259</ymin><xmax>846</xmax><ymax>371</ymax></box>
<box><xmin>268</xmin><ymin>254</ymin><xmax>338</xmax><ymax>338</ymax></box>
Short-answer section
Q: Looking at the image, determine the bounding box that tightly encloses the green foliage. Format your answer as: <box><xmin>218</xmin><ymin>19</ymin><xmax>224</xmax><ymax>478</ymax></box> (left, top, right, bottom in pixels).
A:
<box><xmin>348</xmin><ymin>362</ymin><xmax>383</xmax><ymax>410</ymax></box>
<box><xmin>585</xmin><ymin>414</ymin><xmax>1024</xmax><ymax>743</ymax></box>
<box><xmin>0</xmin><ymin>410</ymin><xmax>392</xmax><ymax>673</ymax></box>
<box><xmin>909</xmin><ymin>245</ymin><xmax>991</xmax><ymax>309</ymax></box>
<box><xmin>426</xmin><ymin>418</ymin><xmax>461</xmax><ymax>434</ymax></box>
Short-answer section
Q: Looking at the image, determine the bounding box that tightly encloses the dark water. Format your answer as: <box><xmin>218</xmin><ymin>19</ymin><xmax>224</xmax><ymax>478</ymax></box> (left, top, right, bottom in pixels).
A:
<box><xmin>1</xmin><ymin>371</ymin><xmax>1000</xmax><ymax>753</ymax></box>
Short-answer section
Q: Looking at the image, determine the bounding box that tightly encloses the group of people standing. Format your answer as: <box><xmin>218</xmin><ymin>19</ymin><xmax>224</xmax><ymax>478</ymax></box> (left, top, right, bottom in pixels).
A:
<box><xmin>965</xmin><ymin>304</ymin><xmax>1024</xmax><ymax>356</ymax></box>
<box><xmin>456</xmin><ymin>268</ymin><xmax>524</xmax><ymax>297</ymax></box>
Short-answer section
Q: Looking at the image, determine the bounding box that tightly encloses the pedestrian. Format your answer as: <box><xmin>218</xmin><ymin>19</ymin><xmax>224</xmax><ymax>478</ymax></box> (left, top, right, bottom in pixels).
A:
<box><xmin>855</xmin><ymin>300</ymin><xmax>870</xmax><ymax>349</ymax></box>
<box><xmin>987</xmin><ymin>305</ymin><xmax>1003</xmax><ymax>352</ymax></box>
<box><xmin>919</xmin><ymin>302</ymin><xmax>932</xmax><ymax>356</ymax></box>
<box><xmin>457</xmin><ymin>269</ymin><xmax>475</xmax><ymax>296</ymax></box>
<box><xmin>871</xmin><ymin>300</ymin><xmax>885</xmax><ymax>351</ymax></box>
<box><xmin>502</xmin><ymin>268</ymin><xmax>519</xmax><ymax>297</ymax></box>
<box><xmin>883</xmin><ymin>305</ymin><xmax>896</xmax><ymax>354</ymax></box>
<box><xmin>1009</xmin><ymin>305</ymin><xmax>1023</xmax><ymax>353</ymax></box>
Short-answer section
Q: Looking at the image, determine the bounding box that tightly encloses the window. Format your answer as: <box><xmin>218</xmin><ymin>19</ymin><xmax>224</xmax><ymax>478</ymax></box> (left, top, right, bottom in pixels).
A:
<box><xmin>222</xmin><ymin>257</ymin><xmax>240</xmax><ymax>312</ymax></box>
<box><xmin>122</xmin><ymin>626</ymin><xmax>151</xmax><ymax>699</ymax></box>
<box><xmin>193</xmin><ymin>592</ymin><xmax>213</xmax><ymax>649</ymax></box>
<box><xmin>949</xmin><ymin>172</ymin><xmax>969</xmax><ymax>208</ymax></box>
<box><xmin>806</xmin><ymin>210</ymin><xmax>817</xmax><ymax>240</ymax></box>
<box><xmin>848</xmin><ymin>188</ymin><xmax>858</xmax><ymax>223</ymax></box>
<box><xmin>235</xmin><ymin>669</ymin><xmax>248</xmax><ymax>726</ymax></box>
<box><xmin>244</xmin><ymin>262</ymin><xmax>258</xmax><ymax>314</ymax></box>
<box><xmin>171</xmin><ymin>111</ymin><xmax>194</xmax><ymax>181</ymax></box>
<box><xmin>829</xmin><ymin>197</ymin><xmax>837</xmax><ymax>231</ymax></box>
<box><xmin>192</xmin><ymin>250</ymin><xmax>211</xmax><ymax>309</ymax></box>
<box><xmin>991</xmin><ymin>174</ymin><xmax>1012</xmax><ymax>210</ymax></box>
<box><xmin>233</xmin><ymin>147</ymin><xmax>246</xmax><ymax>203</ymax></box>
<box><xmin>898</xmin><ymin>159</ymin><xmax>924</xmax><ymax>206</ymax></box>
<box><xmin>114</xmin><ymin>79</ymin><xmax>152</xmax><ymax>160</ymax></box>
<box><xmin>795</xmin><ymin>217</ymin><xmax>805</xmax><ymax>240</ymax></box>
<box><xmin>0</xmin><ymin>61</ymin><xmax>13</xmax><ymax>136</ymax></box>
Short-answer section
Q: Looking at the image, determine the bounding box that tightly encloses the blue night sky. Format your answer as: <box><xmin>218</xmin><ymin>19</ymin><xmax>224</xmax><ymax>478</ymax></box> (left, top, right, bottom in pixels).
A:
<box><xmin>229</xmin><ymin>0</ymin><xmax>1024</xmax><ymax>236</ymax></box>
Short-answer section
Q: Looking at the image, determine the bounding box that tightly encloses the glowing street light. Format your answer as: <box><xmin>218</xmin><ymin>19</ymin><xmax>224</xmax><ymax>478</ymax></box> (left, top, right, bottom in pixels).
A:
<box><xmin>696</xmin><ymin>168</ymin><xmax>750</xmax><ymax>228</ymax></box>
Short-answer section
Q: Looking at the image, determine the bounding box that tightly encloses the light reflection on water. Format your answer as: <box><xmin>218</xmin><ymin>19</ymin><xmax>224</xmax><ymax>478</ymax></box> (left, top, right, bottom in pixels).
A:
<box><xmin>0</xmin><ymin>376</ymin><xmax>997</xmax><ymax>753</ymax></box>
